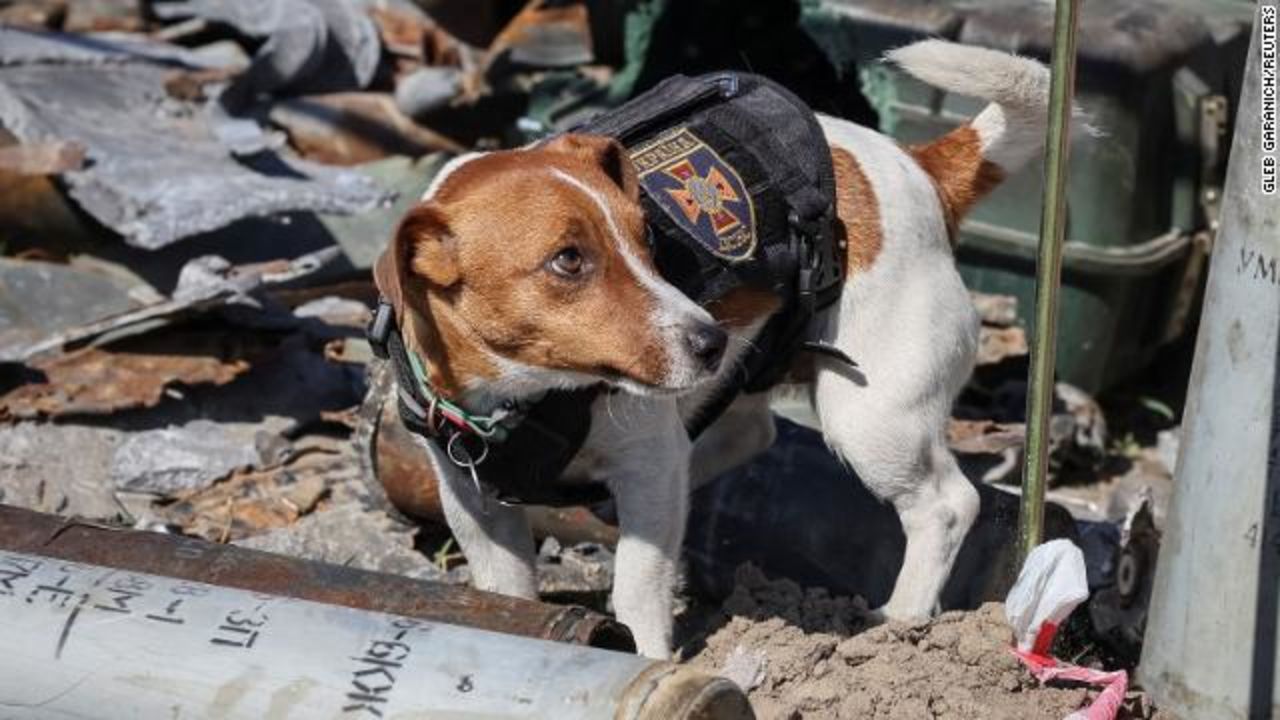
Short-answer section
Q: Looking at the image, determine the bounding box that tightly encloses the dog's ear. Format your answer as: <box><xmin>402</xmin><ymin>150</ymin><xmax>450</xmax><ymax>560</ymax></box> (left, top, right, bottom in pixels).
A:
<box><xmin>375</xmin><ymin>204</ymin><xmax>458</xmax><ymax>312</ymax></box>
<box><xmin>545</xmin><ymin>133</ymin><xmax>639</xmax><ymax>200</ymax></box>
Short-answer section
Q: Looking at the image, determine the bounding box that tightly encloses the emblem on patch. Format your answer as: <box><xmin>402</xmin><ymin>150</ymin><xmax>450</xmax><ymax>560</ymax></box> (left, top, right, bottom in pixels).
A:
<box><xmin>630</xmin><ymin>128</ymin><xmax>756</xmax><ymax>262</ymax></box>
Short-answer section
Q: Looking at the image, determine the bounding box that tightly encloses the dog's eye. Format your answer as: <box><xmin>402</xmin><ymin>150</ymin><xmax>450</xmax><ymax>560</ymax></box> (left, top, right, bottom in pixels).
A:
<box><xmin>549</xmin><ymin>247</ymin><xmax>585</xmax><ymax>277</ymax></box>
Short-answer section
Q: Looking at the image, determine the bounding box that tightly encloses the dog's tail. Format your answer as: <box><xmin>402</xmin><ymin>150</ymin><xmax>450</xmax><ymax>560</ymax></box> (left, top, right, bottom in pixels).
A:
<box><xmin>886</xmin><ymin>40</ymin><xmax>1063</xmax><ymax>233</ymax></box>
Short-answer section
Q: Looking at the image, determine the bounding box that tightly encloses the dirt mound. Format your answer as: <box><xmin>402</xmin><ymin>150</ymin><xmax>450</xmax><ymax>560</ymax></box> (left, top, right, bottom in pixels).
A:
<box><xmin>686</xmin><ymin>565</ymin><xmax>1120</xmax><ymax>720</ymax></box>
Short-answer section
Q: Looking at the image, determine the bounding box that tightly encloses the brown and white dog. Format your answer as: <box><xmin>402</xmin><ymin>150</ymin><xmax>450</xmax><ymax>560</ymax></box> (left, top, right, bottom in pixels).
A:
<box><xmin>374</xmin><ymin>41</ymin><xmax>1056</xmax><ymax>658</ymax></box>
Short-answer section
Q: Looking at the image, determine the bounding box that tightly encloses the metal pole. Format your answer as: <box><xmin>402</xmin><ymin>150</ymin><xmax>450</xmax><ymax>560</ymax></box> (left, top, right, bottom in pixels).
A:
<box><xmin>1138</xmin><ymin>6</ymin><xmax>1280</xmax><ymax>716</ymax></box>
<box><xmin>1019</xmin><ymin>0</ymin><xmax>1083</xmax><ymax>563</ymax></box>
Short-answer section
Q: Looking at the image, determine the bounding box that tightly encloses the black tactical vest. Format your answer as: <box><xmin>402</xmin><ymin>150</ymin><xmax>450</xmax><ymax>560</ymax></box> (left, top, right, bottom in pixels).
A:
<box><xmin>579</xmin><ymin>72</ymin><xmax>843</xmax><ymax>433</ymax></box>
<box><xmin>371</xmin><ymin>72</ymin><xmax>843</xmax><ymax>506</ymax></box>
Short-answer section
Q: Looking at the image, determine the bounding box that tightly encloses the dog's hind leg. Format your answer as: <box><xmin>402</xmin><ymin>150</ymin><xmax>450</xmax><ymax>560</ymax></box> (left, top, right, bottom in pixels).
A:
<box><xmin>427</xmin><ymin>438</ymin><xmax>538</xmax><ymax>599</ymax></box>
<box><xmin>813</xmin><ymin>339</ymin><xmax>980</xmax><ymax>621</ymax></box>
<box><xmin>812</xmin><ymin>115</ymin><xmax>982</xmax><ymax>621</ymax></box>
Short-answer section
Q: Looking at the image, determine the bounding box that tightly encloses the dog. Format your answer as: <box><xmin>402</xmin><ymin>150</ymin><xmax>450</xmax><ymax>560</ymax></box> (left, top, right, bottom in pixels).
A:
<box><xmin>373</xmin><ymin>40</ymin><xmax>1055</xmax><ymax>658</ymax></box>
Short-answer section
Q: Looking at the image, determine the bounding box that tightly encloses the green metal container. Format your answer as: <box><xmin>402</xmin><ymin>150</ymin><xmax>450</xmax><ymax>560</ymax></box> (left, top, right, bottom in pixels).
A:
<box><xmin>800</xmin><ymin>0</ymin><xmax>1254</xmax><ymax>391</ymax></box>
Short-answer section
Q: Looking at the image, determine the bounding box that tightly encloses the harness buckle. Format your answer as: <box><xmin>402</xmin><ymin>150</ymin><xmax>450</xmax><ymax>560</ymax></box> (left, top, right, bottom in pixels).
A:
<box><xmin>367</xmin><ymin>299</ymin><xmax>393</xmax><ymax>360</ymax></box>
<box><xmin>789</xmin><ymin>210</ymin><xmax>819</xmax><ymax>315</ymax></box>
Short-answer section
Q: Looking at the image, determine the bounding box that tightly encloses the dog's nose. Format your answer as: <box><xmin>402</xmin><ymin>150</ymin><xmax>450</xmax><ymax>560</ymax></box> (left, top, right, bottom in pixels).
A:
<box><xmin>684</xmin><ymin>323</ymin><xmax>728</xmax><ymax>372</ymax></box>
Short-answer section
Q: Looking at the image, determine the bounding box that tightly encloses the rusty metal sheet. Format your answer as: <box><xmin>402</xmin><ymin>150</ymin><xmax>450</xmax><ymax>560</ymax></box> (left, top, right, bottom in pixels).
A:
<box><xmin>270</xmin><ymin>92</ymin><xmax>464</xmax><ymax>166</ymax></box>
<box><xmin>0</xmin><ymin>340</ymin><xmax>249</xmax><ymax>420</ymax></box>
<box><xmin>486</xmin><ymin>0</ymin><xmax>593</xmax><ymax>68</ymax></box>
<box><xmin>166</xmin><ymin>462</ymin><xmax>330</xmax><ymax>543</ymax></box>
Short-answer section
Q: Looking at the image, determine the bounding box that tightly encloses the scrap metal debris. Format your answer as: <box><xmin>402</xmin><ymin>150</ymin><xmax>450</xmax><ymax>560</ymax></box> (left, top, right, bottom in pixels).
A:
<box><xmin>0</xmin><ymin>343</ymin><xmax>248</xmax><ymax>420</ymax></box>
<box><xmin>269</xmin><ymin>92</ymin><xmax>464</xmax><ymax>165</ymax></box>
<box><xmin>0</xmin><ymin>257</ymin><xmax>143</xmax><ymax>360</ymax></box>
<box><xmin>12</xmin><ymin>248</ymin><xmax>339</xmax><ymax>361</ymax></box>
<box><xmin>152</xmin><ymin>0</ymin><xmax>381</xmax><ymax>102</ymax></box>
<box><xmin>0</xmin><ymin>26</ymin><xmax>390</xmax><ymax>249</ymax></box>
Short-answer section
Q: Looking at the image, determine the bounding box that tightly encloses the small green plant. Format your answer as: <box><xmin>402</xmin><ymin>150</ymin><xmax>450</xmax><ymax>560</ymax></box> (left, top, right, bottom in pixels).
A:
<box><xmin>433</xmin><ymin>538</ymin><xmax>460</xmax><ymax>571</ymax></box>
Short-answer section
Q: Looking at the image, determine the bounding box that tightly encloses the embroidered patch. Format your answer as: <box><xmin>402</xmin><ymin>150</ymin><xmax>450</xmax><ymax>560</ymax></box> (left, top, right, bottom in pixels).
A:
<box><xmin>631</xmin><ymin>128</ymin><xmax>756</xmax><ymax>262</ymax></box>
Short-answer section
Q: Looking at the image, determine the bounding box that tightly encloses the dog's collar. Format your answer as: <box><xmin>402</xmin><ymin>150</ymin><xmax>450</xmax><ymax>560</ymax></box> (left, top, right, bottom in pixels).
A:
<box><xmin>367</xmin><ymin>298</ymin><xmax>611</xmax><ymax>508</ymax></box>
<box><xmin>368</xmin><ymin>299</ymin><xmax>522</xmax><ymax>443</ymax></box>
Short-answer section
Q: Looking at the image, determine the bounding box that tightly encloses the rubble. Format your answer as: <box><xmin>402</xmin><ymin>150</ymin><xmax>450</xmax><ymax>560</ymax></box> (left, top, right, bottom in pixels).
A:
<box><xmin>109</xmin><ymin>419</ymin><xmax>261</xmax><ymax>496</ymax></box>
<box><xmin>0</xmin><ymin>422</ymin><xmax>127</xmax><ymax>519</ymax></box>
<box><xmin>237</xmin><ymin>502</ymin><xmax>446</xmax><ymax>581</ymax></box>
<box><xmin>0</xmin><ymin>27</ymin><xmax>390</xmax><ymax>248</ymax></box>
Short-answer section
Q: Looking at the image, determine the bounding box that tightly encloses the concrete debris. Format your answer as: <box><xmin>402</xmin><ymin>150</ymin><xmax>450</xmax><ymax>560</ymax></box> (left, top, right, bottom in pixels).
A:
<box><xmin>0</xmin><ymin>422</ymin><xmax>127</xmax><ymax>519</ymax></box>
<box><xmin>537</xmin><ymin>537</ymin><xmax>616</xmax><ymax>596</ymax></box>
<box><xmin>0</xmin><ymin>27</ymin><xmax>390</xmax><ymax>249</ymax></box>
<box><xmin>0</xmin><ymin>24</ymin><xmax>221</xmax><ymax>67</ymax></box>
<box><xmin>236</xmin><ymin>501</ymin><xmax>446</xmax><ymax>581</ymax></box>
<box><xmin>394</xmin><ymin>65</ymin><xmax>466</xmax><ymax>118</ymax></box>
<box><xmin>293</xmin><ymin>295</ymin><xmax>371</xmax><ymax>327</ymax></box>
<box><xmin>109</xmin><ymin>419</ymin><xmax>261</xmax><ymax>496</ymax></box>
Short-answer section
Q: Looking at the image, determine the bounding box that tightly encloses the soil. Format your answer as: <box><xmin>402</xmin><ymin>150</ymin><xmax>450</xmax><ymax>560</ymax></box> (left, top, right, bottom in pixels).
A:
<box><xmin>684</xmin><ymin>565</ymin><xmax>1167</xmax><ymax>720</ymax></box>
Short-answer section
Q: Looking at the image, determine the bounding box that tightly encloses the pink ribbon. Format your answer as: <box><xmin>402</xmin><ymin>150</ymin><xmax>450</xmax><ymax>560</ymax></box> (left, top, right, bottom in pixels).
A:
<box><xmin>1013</xmin><ymin>648</ymin><xmax>1129</xmax><ymax>720</ymax></box>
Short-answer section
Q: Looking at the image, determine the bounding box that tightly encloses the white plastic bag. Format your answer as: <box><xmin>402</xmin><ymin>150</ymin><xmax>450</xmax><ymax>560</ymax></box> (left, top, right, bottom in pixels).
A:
<box><xmin>1006</xmin><ymin>539</ymin><xmax>1127</xmax><ymax>720</ymax></box>
<box><xmin>1005</xmin><ymin>538</ymin><xmax>1089</xmax><ymax>654</ymax></box>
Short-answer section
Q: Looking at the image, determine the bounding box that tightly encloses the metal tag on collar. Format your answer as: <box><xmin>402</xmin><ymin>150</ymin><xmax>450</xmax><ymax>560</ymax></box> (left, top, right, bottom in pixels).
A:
<box><xmin>447</xmin><ymin>432</ymin><xmax>492</xmax><ymax>510</ymax></box>
<box><xmin>367</xmin><ymin>299</ymin><xmax>393</xmax><ymax>360</ymax></box>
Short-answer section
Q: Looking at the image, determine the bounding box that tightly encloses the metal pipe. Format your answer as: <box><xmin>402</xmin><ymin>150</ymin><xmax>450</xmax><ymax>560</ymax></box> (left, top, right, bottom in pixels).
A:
<box><xmin>0</xmin><ymin>548</ymin><xmax>753</xmax><ymax>720</ymax></box>
<box><xmin>1139</xmin><ymin>7</ymin><xmax>1280</xmax><ymax>716</ymax></box>
<box><xmin>1019</xmin><ymin>0</ymin><xmax>1082</xmax><ymax>562</ymax></box>
<box><xmin>0</xmin><ymin>504</ymin><xmax>633</xmax><ymax>651</ymax></box>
